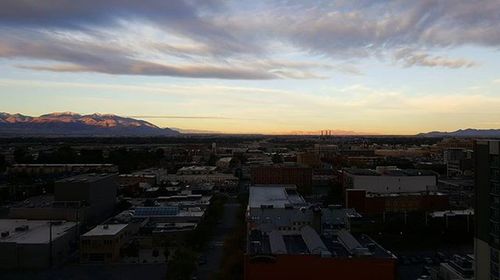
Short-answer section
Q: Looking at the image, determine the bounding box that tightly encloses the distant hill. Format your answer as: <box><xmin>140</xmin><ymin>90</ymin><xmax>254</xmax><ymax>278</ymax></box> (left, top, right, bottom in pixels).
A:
<box><xmin>0</xmin><ymin>112</ymin><xmax>180</xmax><ymax>137</ymax></box>
<box><xmin>417</xmin><ymin>128</ymin><xmax>500</xmax><ymax>138</ymax></box>
<box><xmin>171</xmin><ymin>127</ymin><xmax>224</xmax><ymax>134</ymax></box>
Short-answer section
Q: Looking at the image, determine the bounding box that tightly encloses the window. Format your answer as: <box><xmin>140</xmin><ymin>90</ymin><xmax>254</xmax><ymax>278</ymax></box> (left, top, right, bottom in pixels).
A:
<box><xmin>492</xmin><ymin>168</ymin><xmax>500</xmax><ymax>181</ymax></box>
<box><xmin>492</xmin><ymin>155</ymin><xmax>500</xmax><ymax>168</ymax></box>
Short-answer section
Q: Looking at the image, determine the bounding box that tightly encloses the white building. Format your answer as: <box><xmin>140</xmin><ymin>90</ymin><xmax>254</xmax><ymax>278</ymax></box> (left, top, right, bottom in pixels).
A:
<box><xmin>343</xmin><ymin>168</ymin><xmax>437</xmax><ymax>194</ymax></box>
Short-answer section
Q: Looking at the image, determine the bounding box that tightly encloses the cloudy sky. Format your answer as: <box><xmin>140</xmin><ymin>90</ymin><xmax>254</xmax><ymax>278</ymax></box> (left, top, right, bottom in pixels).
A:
<box><xmin>1</xmin><ymin>0</ymin><xmax>500</xmax><ymax>134</ymax></box>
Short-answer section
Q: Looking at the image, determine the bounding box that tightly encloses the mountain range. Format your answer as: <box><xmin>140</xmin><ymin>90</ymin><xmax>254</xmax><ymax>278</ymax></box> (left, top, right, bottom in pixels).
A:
<box><xmin>1</xmin><ymin>112</ymin><xmax>499</xmax><ymax>138</ymax></box>
<box><xmin>0</xmin><ymin>112</ymin><xmax>180</xmax><ymax>137</ymax></box>
<box><xmin>417</xmin><ymin>128</ymin><xmax>500</xmax><ymax>138</ymax></box>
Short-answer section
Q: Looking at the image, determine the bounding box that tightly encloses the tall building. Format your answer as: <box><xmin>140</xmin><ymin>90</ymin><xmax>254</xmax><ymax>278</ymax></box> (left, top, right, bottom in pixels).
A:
<box><xmin>445</xmin><ymin>148</ymin><xmax>474</xmax><ymax>177</ymax></box>
<box><xmin>475</xmin><ymin>140</ymin><xmax>500</xmax><ymax>280</ymax></box>
<box><xmin>55</xmin><ymin>173</ymin><xmax>117</xmax><ymax>224</ymax></box>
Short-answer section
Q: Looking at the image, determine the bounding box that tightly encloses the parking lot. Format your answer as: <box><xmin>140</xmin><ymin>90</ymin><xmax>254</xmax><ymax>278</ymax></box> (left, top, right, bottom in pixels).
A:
<box><xmin>397</xmin><ymin>249</ymin><xmax>472</xmax><ymax>280</ymax></box>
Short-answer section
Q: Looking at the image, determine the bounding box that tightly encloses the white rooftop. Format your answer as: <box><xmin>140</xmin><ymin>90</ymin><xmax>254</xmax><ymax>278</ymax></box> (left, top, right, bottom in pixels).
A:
<box><xmin>249</xmin><ymin>185</ymin><xmax>305</xmax><ymax>209</ymax></box>
<box><xmin>82</xmin><ymin>224</ymin><xmax>128</xmax><ymax>237</ymax></box>
<box><xmin>0</xmin><ymin>219</ymin><xmax>76</xmax><ymax>244</ymax></box>
<box><xmin>430</xmin><ymin>209</ymin><xmax>474</xmax><ymax>218</ymax></box>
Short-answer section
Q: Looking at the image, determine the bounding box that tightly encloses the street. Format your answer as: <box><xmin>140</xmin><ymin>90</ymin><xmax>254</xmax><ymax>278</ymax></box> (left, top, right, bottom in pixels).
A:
<box><xmin>196</xmin><ymin>200</ymin><xmax>241</xmax><ymax>280</ymax></box>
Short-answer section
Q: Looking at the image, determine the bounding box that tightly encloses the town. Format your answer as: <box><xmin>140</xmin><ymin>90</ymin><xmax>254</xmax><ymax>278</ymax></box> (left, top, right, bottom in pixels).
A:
<box><xmin>0</xmin><ymin>135</ymin><xmax>483</xmax><ymax>280</ymax></box>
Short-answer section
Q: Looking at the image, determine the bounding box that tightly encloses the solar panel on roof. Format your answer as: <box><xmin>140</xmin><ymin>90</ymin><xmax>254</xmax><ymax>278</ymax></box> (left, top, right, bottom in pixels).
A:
<box><xmin>134</xmin><ymin>206</ymin><xmax>179</xmax><ymax>216</ymax></box>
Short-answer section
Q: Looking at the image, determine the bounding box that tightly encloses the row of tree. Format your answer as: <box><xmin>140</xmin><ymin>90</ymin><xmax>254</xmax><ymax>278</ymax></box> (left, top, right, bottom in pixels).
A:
<box><xmin>12</xmin><ymin>146</ymin><xmax>166</xmax><ymax>173</ymax></box>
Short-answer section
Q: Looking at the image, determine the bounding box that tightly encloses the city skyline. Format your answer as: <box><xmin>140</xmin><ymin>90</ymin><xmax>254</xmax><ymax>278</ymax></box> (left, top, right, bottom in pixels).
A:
<box><xmin>1</xmin><ymin>1</ymin><xmax>500</xmax><ymax>134</ymax></box>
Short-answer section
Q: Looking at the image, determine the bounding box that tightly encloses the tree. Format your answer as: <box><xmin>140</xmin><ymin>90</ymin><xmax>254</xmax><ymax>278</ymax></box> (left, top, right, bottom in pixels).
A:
<box><xmin>0</xmin><ymin>154</ymin><xmax>6</xmax><ymax>172</ymax></box>
<box><xmin>271</xmin><ymin>153</ymin><xmax>283</xmax><ymax>164</ymax></box>
<box><xmin>206</xmin><ymin>153</ymin><xmax>217</xmax><ymax>166</ymax></box>
<box><xmin>14</xmin><ymin>147</ymin><xmax>32</xmax><ymax>163</ymax></box>
<box><xmin>166</xmin><ymin>247</ymin><xmax>197</xmax><ymax>280</ymax></box>
<box><xmin>79</xmin><ymin>149</ymin><xmax>104</xmax><ymax>163</ymax></box>
<box><xmin>53</xmin><ymin>146</ymin><xmax>76</xmax><ymax>163</ymax></box>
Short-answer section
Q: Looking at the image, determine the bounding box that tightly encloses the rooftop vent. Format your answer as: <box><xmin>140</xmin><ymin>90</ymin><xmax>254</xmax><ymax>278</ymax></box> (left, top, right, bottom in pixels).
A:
<box><xmin>15</xmin><ymin>225</ymin><xmax>29</xmax><ymax>232</ymax></box>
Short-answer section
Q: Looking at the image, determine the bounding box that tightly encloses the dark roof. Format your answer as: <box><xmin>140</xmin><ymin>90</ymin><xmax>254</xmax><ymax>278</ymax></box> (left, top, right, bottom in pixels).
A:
<box><xmin>57</xmin><ymin>173</ymin><xmax>115</xmax><ymax>183</ymax></box>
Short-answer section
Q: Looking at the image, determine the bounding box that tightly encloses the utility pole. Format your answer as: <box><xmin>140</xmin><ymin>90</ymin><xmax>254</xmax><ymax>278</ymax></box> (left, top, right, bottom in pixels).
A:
<box><xmin>49</xmin><ymin>220</ymin><xmax>53</xmax><ymax>268</ymax></box>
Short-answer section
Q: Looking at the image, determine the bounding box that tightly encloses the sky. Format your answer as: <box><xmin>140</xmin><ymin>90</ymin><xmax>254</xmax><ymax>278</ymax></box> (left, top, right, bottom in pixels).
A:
<box><xmin>1</xmin><ymin>0</ymin><xmax>500</xmax><ymax>134</ymax></box>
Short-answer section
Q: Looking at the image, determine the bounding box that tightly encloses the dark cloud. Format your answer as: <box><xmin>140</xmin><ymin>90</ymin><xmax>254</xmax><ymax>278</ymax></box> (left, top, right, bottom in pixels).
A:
<box><xmin>1</xmin><ymin>0</ymin><xmax>499</xmax><ymax>79</ymax></box>
<box><xmin>0</xmin><ymin>30</ymin><xmax>314</xmax><ymax>79</ymax></box>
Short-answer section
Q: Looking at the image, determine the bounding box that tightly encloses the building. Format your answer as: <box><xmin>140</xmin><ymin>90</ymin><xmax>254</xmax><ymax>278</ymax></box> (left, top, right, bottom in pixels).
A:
<box><xmin>133</xmin><ymin>206</ymin><xmax>204</xmax><ymax>223</ymax></box>
<box><xmin>8</xmin><ymin>197</ymin><xmax>89</xmax><ymax>223</ymax></box>
<box><xmin>346</xmin><ymin>189</ymin><xmax>448</xmax><ymax>215</ymax></box>
<box><xmin>7</xmin><ymin>163</ymin><xmax>118</xmax><ymax>176</ymax></box>
<box><xmin>296</xmin><ymin>152</ymin><xmax>322</xmax><ymax>168</ymax></box>
<box><xmin>374</xmin><ymin>148</ymin><xmax>430</xmax><ymax>158</ymax></box>
<box><xmin>216</xmin><ymin>157</ymin><xmax>239</xmax><ymax>172</ymax></box>
<box><xmin>55</xmin><ymin>173</ymin><xmax>117</xmax><ymax>224</ymax></box>
<box><xmin>438</xmin><ymin>178</ymin><xmax>474</xmax><ymax>208</ymax></box>
<box><xmin>118</xmin><ymin>174</ymin><xmax>157</xmax><ymax>188</ymax></box>
<box><xmin>80</xmin><ymin>224</ymin><xmax>135</xmax><ymax>263</ymax></box>
<box><xmin>251</xmin><ymin>164</ymin><xmax>313</xmax><ymax>194</ymax></box>
<box><xmin>342</xmin><ymin>167</ymin><xmax>438</xmax><ymax>194</ymax></box>
<box><xmin>342</xmin><ymin>167</ymin><xmax>446</xmax><ymax>215</ymax></box>
<box><xmin>245</xmin><ymin>185</ymin><xmax>396</xmax><ymax>280</ymax></box>
<box><xmin>0</xmin><ymin>219</ymin><xmax>77</xmax><ymax>269</ymax></box>
<box><xmin>474</xmin><ymin>140</ymin><xmax>500</xmax><ymax>280</ymax></box>
<box><xmin>177</xmin><ymin>166</ymin><xmax>216</xmax><ymax>175</ymax></box>
<box><xmin>445</xmin><ymin>148</ymin><xmax>474</xmax><ymax>177</ymax></box>
<box><xmin>432</xmin><ymin>254</ymin><xmax>474</xmax><ymax>280</ymax></box>
<box><xmin>166</xmin><ymin>172</ymin><xmax>238</xmax><ymax>192</ymax></box>
<box><xmin>427</xmin><ymin>209</ymin><xmax>474</xmax><ymax>234</ymax></box>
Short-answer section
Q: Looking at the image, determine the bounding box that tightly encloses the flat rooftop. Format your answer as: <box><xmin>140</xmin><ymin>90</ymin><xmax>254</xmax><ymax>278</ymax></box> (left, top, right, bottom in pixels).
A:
<box><xmin>249</xmin><ymin>185</ymin><xmax>306</xmax><ymax>209</ymax></box>
<box><xmin>430</xmin><ymin>209</ymin><xmax>474</xmax><ymax>218</ymax></box>
<box><xmin>57</xmin><ymin>173</ymin><xmax>115</xmax><ymax>183</ymax></box>
<box><xmin>82</xmin><ymin>224</ymin><xmax>128</xmax><ymax>237</ymax></box>
<box><xmin>177</xmin><ymin>166</ymin><xmax>216</xmax><ymax>172</ymax></box>
<box><xmin>365</xmin><ymin>191</ymin><xmax>446</xmax><ymax>197</ymax></box>
<box><xmin>249</xmin><ymin>228</ymin><xmax>394</xmax><ymax>259</ymax></box>
<box><xmin>344</xmin><ymin>168</ymin><xmax>436</xmax><ymax>176</ymax></box>
<box><xmin>438</xmin><ymin>178</ymin><xmax>474</xmax><ymax>187</ymax></box>
<box><xmin>0</xmin><ymin>219</ymin><xmax>76</xmax><ymax>244</ymax></box>
<box><xmin>12</xmin><ymin>164</ymin><xmax>115</xmax><ymax>167</ymax></box>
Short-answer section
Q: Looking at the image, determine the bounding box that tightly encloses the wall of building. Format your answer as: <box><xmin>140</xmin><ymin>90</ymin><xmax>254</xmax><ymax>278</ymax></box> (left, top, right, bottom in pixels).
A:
<box><xmin>251</xmin><ymin>166</ymin><xmax>312</xmax><ymax>193</ymax></box>
<box><xmin>475</xmin><ymin>140</ymin><xmax>500</xmax><ymax>280</ymax></box>
<box><xmin>80</xmin><ymin>225</ymin><xmax>134</xmax><ymax>263</ymax></box>
<box><xmin>55</xmin><ymin>175</ymin><xmax>117</xmax><ymax>224</ymax></box>
<box><xmin>244</xmin><ymin>255</ymin><xmax>396</xmax><ymax>280</ymax></box>
<box><xmin>345</xmin><ymin>174</ymin><xmax>437</xmax><ymax>194</ymax></box>
<box><xmin>475</xmin><ymin>237</ymin><xmax>491</xmax><ymax>280</ymax></box>
<box><xmin>9</xmin><ymin>207</ymin><xmax>88</xmax><ymax>223</ymax></box>
<box><xmin>0</xmin><ymin>226</ymin><xmax>77</xmax><ymax>269</ymax></box>
<box><xmin>296</xmin><ymin>152</ymin><xmax>322</xmax><ymax>168</ymax></box>
<box><xmin>346</xmin><ymin>189</ymin><xmax>448</xmax><ymax>215</ymax></box>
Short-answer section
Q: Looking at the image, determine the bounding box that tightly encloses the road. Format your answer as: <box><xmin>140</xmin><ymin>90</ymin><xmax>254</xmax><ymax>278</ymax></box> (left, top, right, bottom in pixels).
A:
<box><xmin>196</xmin><ymin>200</ymin><xmax>241</xmax><ymax>280</ymax></box>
